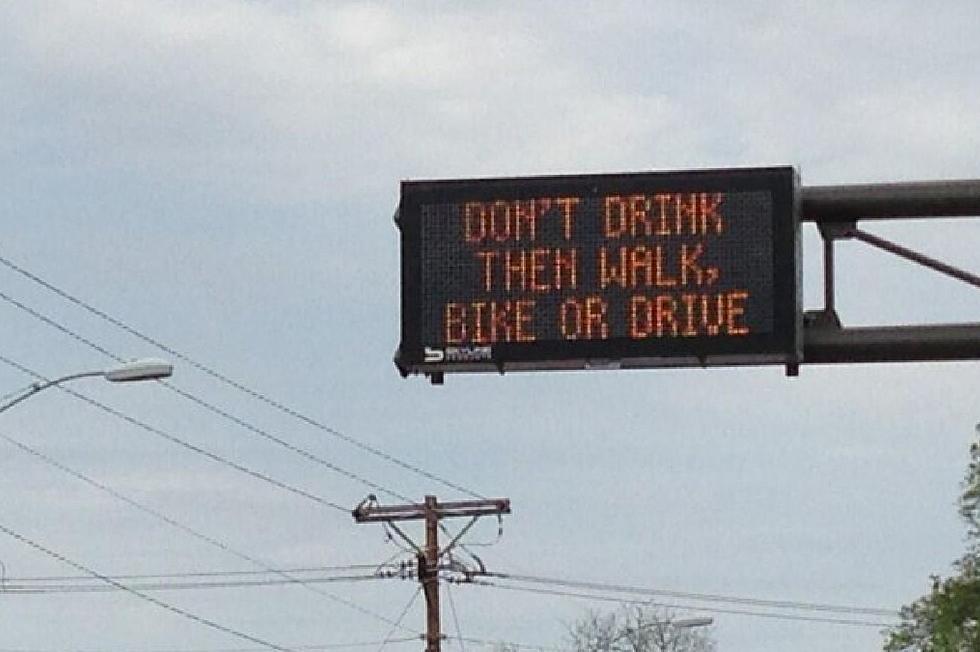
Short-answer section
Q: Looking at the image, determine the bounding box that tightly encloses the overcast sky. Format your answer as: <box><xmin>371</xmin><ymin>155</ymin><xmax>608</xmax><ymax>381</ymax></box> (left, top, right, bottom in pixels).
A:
<box><xmin>1</xmin><ymin>2</ymin><xmax>978</xmax><ymax>651</ymax></box>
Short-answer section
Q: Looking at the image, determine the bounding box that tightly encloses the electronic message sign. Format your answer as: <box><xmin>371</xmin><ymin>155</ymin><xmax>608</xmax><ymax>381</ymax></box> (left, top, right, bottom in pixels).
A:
<box><xmin>396</xmin><ymin>167</ymin><xmax>800</xmax><ymax>379</ymax></box>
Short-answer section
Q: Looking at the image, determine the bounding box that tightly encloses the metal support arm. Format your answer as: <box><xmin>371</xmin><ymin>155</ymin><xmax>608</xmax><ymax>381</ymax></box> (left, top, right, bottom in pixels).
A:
<box><xmin>804</xmin><ymin>322</ymin><xmax>980</xmax><ymax>364</ymax></box>
<box><xmin>802</xmin><ymin>179</ymin><xmax>980</xmax><ymax>221</ymax></box>
<box><xmin>800</xmin><ymin>178</ymin><xmax>979</xmax><ymax>367</ymax></box>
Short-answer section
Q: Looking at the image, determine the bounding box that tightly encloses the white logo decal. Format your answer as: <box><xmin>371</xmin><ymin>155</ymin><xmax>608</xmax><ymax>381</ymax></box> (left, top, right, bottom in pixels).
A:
<box><xmin>424</xmin><ymin>346</ymin><xmax>445</xmax><ymax>363</ymax></box>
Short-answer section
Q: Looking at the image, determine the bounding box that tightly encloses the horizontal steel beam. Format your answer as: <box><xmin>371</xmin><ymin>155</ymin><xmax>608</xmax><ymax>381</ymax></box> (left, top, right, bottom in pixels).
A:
<box><xmin>803</xmin><ymin>322</ymin><xmax>980</xmax><ymax>364</ymax></box>
<box><xmin>801</xmin><ymin>179</ymin><xmax>980</xmax><ymax>222</ymax></box>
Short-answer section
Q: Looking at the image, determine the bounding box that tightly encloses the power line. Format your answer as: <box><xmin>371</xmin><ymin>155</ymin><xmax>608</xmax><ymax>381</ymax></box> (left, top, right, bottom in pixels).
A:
<box><xmin>0</xmin><ymin>636</ymin><xmax>422</xmax><ymax>652</ymax></box>
<box><xmin>0</xmin><ymin>266</ymin><xmax>493</xmax><ymax>576</ymax></box>
<box><xmin>0</xmin><ymin>254</ymin><xmax>483</xmax><ymax>499</ymax></box>
<box><xmin>0</xmin><ymin>289</ymin><xmax>408</xmax><ymax>504</ymax></box>
<box><xmin>0</xmin><ymin>427</ymin><xmax>416</xmax><ymax>633</ymax></box>
<box><xmin>0</xmin><ymin>288</ymin><xmax>490</xmax><ymax>560</ymax></box>
<box><xmin>4</xmin><ymin>564</ymin><xmax>385</xmax><ymax>583</ymax></box>
<box><xmin>0</xmin><ymin>254</ymin><xmax>903</xmax><ymax>637</ymax></box>
<box><xmin>0</xmin><ymin>639</ymin><xmax>559</xmax><ymax>652</ymax></box>
<box><xmin>189</xmin><ymin>639</ymin><xmax>421</xmax><ymax>652</ymax></box>
<box><xmin>458</xmin><ymin>638</ymin><xmax>567</xmax><ymax>652</ymax></box>
<box><xmin>163</xmin><ymin>382</ymin><xmax>403</xmax><ymax>501</ymax></box>
<box><xmin>482</xmin><ymin>571</ymin><xmax>898</xmax><ymax>618</ymax></box>
<box><xmin>0</xmin><ymin>292</ymin><xmax>487</xmax><ymax>563</ymax></box>
<box><xmin>0</xmin><ymin>428</ymin><xmax>339</xmax><ymax>569</ymax></box>
<box><xmin>465</xmin><ymin>579</ymin><xmax>897</xmax><ymax>628</ymax></box>
<box><xmin>0</xmin><ymin>520</ymin><xmax>295</xmax><ymax>652</ymax></box>
<box><xmin>0</xmin><ymin>352</ymin><xmax>349</xmax><ymax>513</ymax></box>
<box><xmin>0</xmin><ymin>573</ymin><xmax>385</xmax><ymax>594</ymax></box>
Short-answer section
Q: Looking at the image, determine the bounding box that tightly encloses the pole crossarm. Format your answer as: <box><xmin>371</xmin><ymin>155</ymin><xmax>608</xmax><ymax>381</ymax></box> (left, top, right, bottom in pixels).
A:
<box><xmin>353</xmin><ymin>498</ymin><xmax>510</xmax><ymax>523</ymax></box>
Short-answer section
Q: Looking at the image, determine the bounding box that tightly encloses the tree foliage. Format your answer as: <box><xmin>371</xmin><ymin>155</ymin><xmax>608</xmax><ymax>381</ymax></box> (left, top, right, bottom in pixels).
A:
<box><xmin>568</xmin><ymin>605</ymin><xmax>715</xmax><ymax>652</ymax></box>
<box><xmin>884</xmin><ymin>432</ymin><xmax>980</xmax><ymax>651</ymax></box>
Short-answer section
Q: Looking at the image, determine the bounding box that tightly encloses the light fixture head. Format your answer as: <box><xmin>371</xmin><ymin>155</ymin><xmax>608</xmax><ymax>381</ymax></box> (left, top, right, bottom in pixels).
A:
<box><xmin>103</xmin><ymin>358</ymin><xmax>173</xmax><ymax>383</ymax></box>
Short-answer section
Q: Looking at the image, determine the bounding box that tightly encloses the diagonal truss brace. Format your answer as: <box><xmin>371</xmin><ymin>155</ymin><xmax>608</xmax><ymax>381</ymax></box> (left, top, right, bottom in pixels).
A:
<box><xmin>848</xmin><ymin>227</ymin><xmax>980</xmax><ymax>289</ymax></box>
<box><xmin>815</xmin><ymin>219</ymin><xmax>980</xmax><ymax>322</ymax></box>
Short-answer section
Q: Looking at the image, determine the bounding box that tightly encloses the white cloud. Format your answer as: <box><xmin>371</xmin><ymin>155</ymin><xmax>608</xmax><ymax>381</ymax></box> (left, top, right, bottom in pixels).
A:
<box><xmin>1</xmin><ymin>4</ymin><xmax>978</xmax><ymax>652</ymax></box>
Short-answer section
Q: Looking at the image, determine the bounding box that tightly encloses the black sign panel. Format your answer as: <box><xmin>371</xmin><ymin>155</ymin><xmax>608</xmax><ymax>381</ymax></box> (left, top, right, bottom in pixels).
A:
<box><xmin>396</xmin><ymin>167</ymin><xmax>800</xmax><ymax>377</ymax></box>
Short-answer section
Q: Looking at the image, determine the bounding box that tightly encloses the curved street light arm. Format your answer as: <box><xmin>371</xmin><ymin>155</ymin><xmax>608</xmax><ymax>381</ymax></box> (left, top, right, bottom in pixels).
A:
<box><xmin>0</xmin><ymin>359</ymin><xmax>172</xmax><ymax>415</ymax></box>
<box><xmin>0</xmin><ymin>371</ymin><xmax>106</xmax><ymax>415</ymax></box>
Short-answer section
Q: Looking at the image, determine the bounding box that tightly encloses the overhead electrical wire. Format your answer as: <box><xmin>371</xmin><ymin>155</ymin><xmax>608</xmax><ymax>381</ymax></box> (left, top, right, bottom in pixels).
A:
<box><xmin>0</xmin><ymin>352</ymin><xmax>349</xmax><ymax>514</ymax></box>
<box><xmin>0</xmin><ymin>573</ymin><xmax>385</xmax><ymax>594</ymax></box>
<box><xmin>0</xmin><ymin>254</ymin><xmax>904</xmax><ymax>639</ymax></box>
<box><xmin>146</xmin><ymin>639</ymin><xmax>421</xmax><ymax>652</ymax></box>
<box><xmin>0</xmin><ymin>381</ymin><xmax>414</xmax><ymax>631</ymax></box>
<box><xmin>0</xmin><ymin>636</ymin><xmax>574</xmax><ymax>652</ymax></box>
<box><xmin>0</xmin><ymin>267</ymin><xmax>470</xmax><ymax>643</ymax></box>
<box><xmin>0</xmin><ymin>429</ymin><xmax>331</xmax><ymax>566</ymax></box>
<box><xmin>0</xmin><ymin>428</ymin><xmax>416</xmax><ymax>634</ymax></box>
<box><xmin>0</xmin><ymin>292</ymin><xmax>500</xmax><ymax>556</ymax></box>
<box><xmin>457</xmin><ymin>639</ymin><xmax>567</xmax><ymax>652</ymax></box>
<box><xmin>0</xmin><ymin>253</ymin><xmax>483</xmax><ymax>499</ymax></box>
<box><xmin>465</xmin><ymin>579</ymin><xmax>897</xmax><ymax>628</ymax></box>
<box><xmin>4</xmin><ymin>564</ymin><xmax>384</xmax><ymax>583</ymax></box>
<box><xmin>11</xmin><ymin>560</ymin><xmax>893</xmax><ymax>627</ymax></box>
<box><xmin>0</xmin><ymin>288</ymin><xmax>491</xmax><ymax>558</ymax></box>
<box><xmin>0</xmin><ymin>293</ymin><xmax>477</xmax><ymax>635</ymax></box>
<box><xmin>0</xmin><ymin>289</ymin><xmax>406</xmax><ymax>504</ymax></box>
<box><xmin>202</xmin><ymin>640</ymin><xmax>421</xmax><ymax>652</ymax></box>
<box><xmin>481</xmin><ymin>571</ymin><xmax>898</xmax><ymax>618</ymax></box>
<box><xmin>0</xmin><ymin>520</ymin><xmax>295</xmax><ymax>652</ymax></box>
<box><xmin>0</xmin><ymin>637</ymin><xmax>561</xmax><ymax>652</ymax></box>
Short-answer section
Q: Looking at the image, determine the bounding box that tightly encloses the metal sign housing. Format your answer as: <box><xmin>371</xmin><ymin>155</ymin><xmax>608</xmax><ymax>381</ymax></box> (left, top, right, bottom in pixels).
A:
<box><xmin>396</xmin><ymin>166</ymin><xmax>801</xmax><ymax>378</ymax></box>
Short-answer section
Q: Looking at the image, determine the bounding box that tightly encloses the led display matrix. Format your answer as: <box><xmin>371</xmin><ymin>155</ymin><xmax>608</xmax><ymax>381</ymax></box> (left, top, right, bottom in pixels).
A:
<box><xmin>397</xmin><ymin>167</ymin><xmax>800</xmax><ymax>377</ymax></box>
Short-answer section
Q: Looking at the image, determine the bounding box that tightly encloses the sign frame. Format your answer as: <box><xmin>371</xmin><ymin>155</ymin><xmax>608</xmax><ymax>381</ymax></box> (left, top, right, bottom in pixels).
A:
<box><xmin>396</xmin><ymin>166</ymin><xmax>801</xmax><ymax>379</ymax></box>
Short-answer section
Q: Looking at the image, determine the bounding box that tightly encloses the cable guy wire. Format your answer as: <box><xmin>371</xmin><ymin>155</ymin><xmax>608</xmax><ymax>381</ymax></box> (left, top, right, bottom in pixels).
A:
<box><xmin>0</xmin><ymin>520</ymin><xmax>295</xmax><ymax>652</ymax></box>
<box><xmin>376</xmin><ymin>588</ymin><xmax>422</xmax><ymax>652</ymax></box>
<box><xmin>0</xmin><ymin>254</ymin><xmax>483</xmax><ymax>499</ymax></box>
<box><xmin>445</xmin><ymin>581</ymin><xmax>466</xmax><ymax>652</ymax></box>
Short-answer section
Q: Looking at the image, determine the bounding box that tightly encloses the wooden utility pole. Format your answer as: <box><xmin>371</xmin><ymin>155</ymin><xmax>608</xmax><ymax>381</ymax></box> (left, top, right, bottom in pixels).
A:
<box><xmin>353</xmin><ymin>495</ymin><xmax>511</xmax><ymax>652</ymax></box>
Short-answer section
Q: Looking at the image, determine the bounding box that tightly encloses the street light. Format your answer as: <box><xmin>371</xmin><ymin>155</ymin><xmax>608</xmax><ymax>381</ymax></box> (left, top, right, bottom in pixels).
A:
<box><xmin>0</xmin><ymin>358</ymin><xmax>173</xmax><ymax>415</ymax></box>
<box><xmin>617</xmin><ymin>614</ymin><xmax>713</xmax><ymax>645</ymax></box>
<box><xmin>672</xmin><ymin>617</ymin><xmax>714</xmax><ymax>629</ymax></box>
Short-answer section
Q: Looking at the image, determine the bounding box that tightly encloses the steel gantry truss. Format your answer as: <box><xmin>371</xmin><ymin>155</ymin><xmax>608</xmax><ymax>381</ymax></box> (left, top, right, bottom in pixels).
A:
<box><xmin>795</xmin><ymin>178</ymin><xmax>980</xmax><ymax>374</ymax></box>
